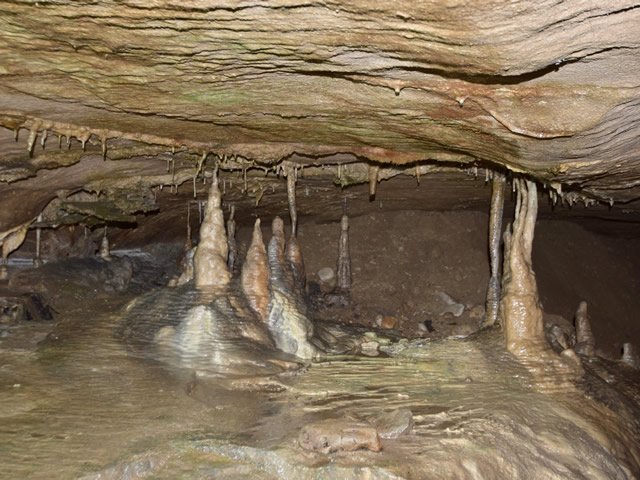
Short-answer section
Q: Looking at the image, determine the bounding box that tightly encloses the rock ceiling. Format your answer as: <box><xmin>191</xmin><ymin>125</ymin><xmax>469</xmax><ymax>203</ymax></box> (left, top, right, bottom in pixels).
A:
<box><xmin>0</xmin><ymin>1</ymin><xmax>639</xmax><ymax>231</ymax></box>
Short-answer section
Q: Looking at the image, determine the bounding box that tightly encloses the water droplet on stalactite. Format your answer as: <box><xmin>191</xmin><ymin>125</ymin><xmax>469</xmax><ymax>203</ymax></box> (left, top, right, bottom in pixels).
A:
<box><xmin>368</xmin><ymin>165</ymin><xmax>379</xmax><ymax>200</ymax></box>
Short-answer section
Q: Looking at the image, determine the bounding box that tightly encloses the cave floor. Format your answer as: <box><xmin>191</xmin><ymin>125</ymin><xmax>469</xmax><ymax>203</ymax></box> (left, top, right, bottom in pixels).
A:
<box><xmin>1</xmin><ymin>256</ymin><xmax>639</xmax><ymax>479</ymax></box>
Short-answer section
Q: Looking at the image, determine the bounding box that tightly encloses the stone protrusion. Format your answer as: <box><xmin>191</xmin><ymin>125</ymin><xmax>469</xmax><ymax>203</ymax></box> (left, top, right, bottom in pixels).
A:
<box><xmin>193</xmin><ymin>179</ymin><xmax>231</xmax><ymax>289</ymax></box>
<box><xmin>267</xmin><ymin>216</ymin><xmax>292</xmax><ymax>289</ymax></box>
<box><xmin>241</xmin><ymin>219</ymin><xmax>270</xmax><ymax>322</ymax></box>
<box><xmin>337</xmin><ymin>214</ymin><xmax>352</xmax><ymax>292</ymax></box>
<box><xmin>484</xmin><ymin>171</ymin><xmax>506</xmax><ymax>327</ymax></box>
<box><xmin>574</xmin><ymin>301</ymin><xmax>595</xmax><ymax>357</ymax></box>
<box><xmin>99</xmin><ymin>227</ymin><xmax>111</xmax><ymax>260</ymax></box>
<box><xmin>286</xmin><ymin>235</ymin><xmax>306</xmax><ymax>295</ymax></box>
<box><xmin>500</xmin><ymin>179</ymin><xmax>545</xmax><ymax>355</ymax></box>
<box><xmin>621</xmin><ymin>343</ymin><xmax>640</xmax><ymax>369</ymax></box>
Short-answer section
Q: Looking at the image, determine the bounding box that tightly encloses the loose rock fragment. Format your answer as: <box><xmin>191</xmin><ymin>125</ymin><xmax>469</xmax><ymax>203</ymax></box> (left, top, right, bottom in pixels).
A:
<box><xmin>298</xmin><ymin>419</ymin><xmax>382</xmax><ymax>454</ymax></box>
<box><xmin>370</xmin><ymin>408</ymin><xmax>414</xmax><ymax>439</ymax></box>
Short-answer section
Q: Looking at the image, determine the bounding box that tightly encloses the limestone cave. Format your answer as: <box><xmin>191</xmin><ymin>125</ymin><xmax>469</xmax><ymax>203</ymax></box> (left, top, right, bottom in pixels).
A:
<box><xmin>1</xmin><ymin>2</ymin><xmax>640</xmax><ymax>478</ymax></box>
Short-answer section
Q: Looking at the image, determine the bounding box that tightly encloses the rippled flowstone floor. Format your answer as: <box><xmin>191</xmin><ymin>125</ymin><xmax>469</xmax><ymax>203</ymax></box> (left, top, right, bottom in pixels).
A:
<box><xmin>1</xmin><ymin>268</ymin><xmax>639</xmax><ymax>479</ymax></box>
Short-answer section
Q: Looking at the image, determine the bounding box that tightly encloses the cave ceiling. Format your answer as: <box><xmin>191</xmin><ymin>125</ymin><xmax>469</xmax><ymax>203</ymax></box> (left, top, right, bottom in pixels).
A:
<box><xmin>0</xmin><ymin>1</ymin><xmax>639</xmax><ymax>231</ymax></box>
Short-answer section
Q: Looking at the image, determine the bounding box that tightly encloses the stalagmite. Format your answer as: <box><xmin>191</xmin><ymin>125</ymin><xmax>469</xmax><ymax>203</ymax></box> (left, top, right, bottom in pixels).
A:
<box><xmin>185</xmin><ymin>202</ymin><xmax>192</xmax><ymax>250</ymax></box>
<box><xmin>34</xmin><ymin>213</ymin><xmax>43</xmax><ymax>267</ymax></box>
<box><xmin>267</xmin><ymin>216</ymin><xmax>292</xmax><ymax>290</ymax></box>
<box><xmin>336</xmin><ymin>215</ymin><xmax>352</xmax><ymax>292</ymax></box>
<box><xmin>484</xmin><ymin>172</ymin><xmax>506</xmax><ymax>327</ymax></box>
<box><xmin>287</xmin><ymin>164</ymin><xmax>298</xmax><ymax>236</ymax></box>
<box><xmin>193</xmin><ymin>178</ymin><xmax>231</xmax><ymax>289</ymax></box>
<box><xmin>100</xmin><ymin>227</ymin><xmax>111</xmax><ymax>260</ymax></box>
<box><xmin>0</xmin><ymin>220</ymin><xmax>32</xmax><ymax>279</ymax></box>
<box><xmin>286</xmin><ymin>235</ymin><xmax>306</xmax><ymax>295</ymax></box>
<box><xmin>499</xmin><ymin>179</ymin><xmax>545</xmax><ymax>355</ymax></box>
<box><xmin>226</xmin><ymin>205</ymin><xmax>237</xmax><ymax>272</ymax></box>
<box><xmin>369</xmin><ymin>164</ymin><xmax>379</xmax><ymax>200</ymax></box>
<box><xmin>241</xmin><ymin>219</ymin><xmax>270</xmax><ymax>322</ymax></box>
<box><xmin>621</xmin><ymin>343</ymin><xmax>640</xmax><ymax>369</ymax></box>
<box><xmin>574</xmin><ymin>301</ymin><xmax>596</xmax><ymax>357</ymax></box>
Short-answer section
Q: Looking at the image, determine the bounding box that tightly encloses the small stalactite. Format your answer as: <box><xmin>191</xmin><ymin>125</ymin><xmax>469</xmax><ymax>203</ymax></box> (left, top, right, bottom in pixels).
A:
<box><xmin>484</xmin><ymin>171</ymin><xmax>506</xmax><ymax>327</ymax></box>
<box><xmin>286</xmin><ymin>163</ymin><xmax>298</xmax><ymax>236</ymax></box>
<box><xmin>26</xmin><ymin>127</ymin><xmax>38</xmax><ymax>157</ymax></box>
<box><xmin>336</xmin><ymin>214</ymin><xmax>352</xmax><ymax>292</ymax></box>
<box><xmin>185</xmin><ymin>202</ymin><xmax>192</xmax><ymax>251</ymax></box>
<box><xmin>226</xmin><ymin>205</ymin><xmax>237</xmax><ymax>273</ymax></box>
<box><xmin>368</xmin><ymin>164</ymin><xmax>379</xmax><ymax>200</ymax></box>
<box><xmin>102</xmin><ymin>136</ymin><xmax>108</xmax><ymax>161</ymax></box>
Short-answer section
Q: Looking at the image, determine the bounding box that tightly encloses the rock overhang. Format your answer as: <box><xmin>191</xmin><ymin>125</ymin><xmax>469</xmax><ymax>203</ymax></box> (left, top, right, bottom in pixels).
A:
<box><xmin>0</xmin><ymin>0</ymin><xmax>639</xmax><ymax>231</ymax></box>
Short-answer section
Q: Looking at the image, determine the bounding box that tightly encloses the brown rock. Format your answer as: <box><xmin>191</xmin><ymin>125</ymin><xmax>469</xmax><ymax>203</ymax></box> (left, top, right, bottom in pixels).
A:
<box><xmin>298</xmin><ymin>419</ymin><xmax>382</xmax><ymax>454</ymax></box>
<box><xmin>375</xmin><ymin>315</ymin><xmax>398</xmax><ymax>330</ymax></box>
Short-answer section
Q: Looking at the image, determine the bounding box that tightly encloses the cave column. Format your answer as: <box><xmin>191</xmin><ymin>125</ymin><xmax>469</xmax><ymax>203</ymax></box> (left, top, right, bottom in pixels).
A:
<box><xmin>484</xmin><ymin>172</ymin><xmax>506</xmax><ymax>327</ymax></box>
<box><xmin>500</xmin><ymin>178</ymin><xmax>545</xmax><ymax>355</ymax></box>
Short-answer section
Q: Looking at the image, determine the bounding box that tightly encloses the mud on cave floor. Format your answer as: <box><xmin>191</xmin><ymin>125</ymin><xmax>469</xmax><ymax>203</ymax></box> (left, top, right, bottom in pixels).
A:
<box><xmin>1</xmin><ymin>209</ymin><xmax>640</xmax><ymax>478</ymax></box>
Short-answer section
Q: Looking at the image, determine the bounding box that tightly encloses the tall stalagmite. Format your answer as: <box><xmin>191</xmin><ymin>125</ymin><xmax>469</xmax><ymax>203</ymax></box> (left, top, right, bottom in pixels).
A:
<box><xmin>337</xmin><ymin>215</ymin><xmax>352</xmax><ymax>292</ymax></box>
<box><xmin>193</xmin><ymin>179</ymin><xmax>231</xmax><ymax>289</ymax></box>
<box><xmin>500</xmin><ymin>179</ymin><xmax>545</xmax><ymax>355</ymax></box>
<box><xmin>241</xmin><ymin>219</ymin><xmax>270</xmax><ymax>322</ymax></box>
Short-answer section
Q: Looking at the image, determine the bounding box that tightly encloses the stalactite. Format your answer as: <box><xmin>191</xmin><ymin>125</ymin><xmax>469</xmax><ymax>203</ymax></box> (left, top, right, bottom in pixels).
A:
<box><xmin>241</xmin><ymin>219</ymin><xmax>270</xmax><ymax>322</ymax></box>
<box><xmin>185</xmin><ymin>202</ymin><xmax>192</xmax><ymax>250</ymax></box>
<box><xmin>41</xmin><ymin>130</ymin><xmax>48</xmax><ymax>150</ymax></box>
<box><xmin>287</xmin><ymin>164</ymin><xmax>298</xmax><ymax>236</ymax></box>
<box><xmin>193</xmin><ymin>177</ymin><xmax>231</xmax><ymax>289</ymax></box>
<box><xmin>336</xmin><ymin>214</ymin><xmax>352</xmax><ymax>292</ymax></box>
<box><xmin>27</xmin><ymin>127</ymin><xmax>38</xmax><ymax>157</ymax></box>
<box><xmin>369</xmin><ymin>164</ymin><xmax>379</xmax><ymax>200</ymax></box>
<box><xmin>500</xmin><ymin>179</ymin><xmax>545</xmax><ymax>355</ymax></box>
<box><xmin>484</xmin><ymin>171</ymin><xmax>506</xmax><ymax>327</ymax></box>
<box><xmin>226</xmin><ymin>205</ymin><xmax>237</xmax><ymax>272</ymax></box>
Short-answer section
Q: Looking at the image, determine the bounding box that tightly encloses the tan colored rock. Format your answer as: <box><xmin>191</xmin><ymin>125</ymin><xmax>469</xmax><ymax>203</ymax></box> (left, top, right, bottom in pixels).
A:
<box><xmin>241</xmin><ymin>219</ymin><xmax>270</xmax><ymax>322</ymax></box>
<box><xmin>298</xmin><ymin>419</ymin><xmax>382</xmax><ymax>454</ymax></box>
<box><xmin>193</xmin><ymin>179</ymin><xmax>230</xmax><ymax>289</ymax></box>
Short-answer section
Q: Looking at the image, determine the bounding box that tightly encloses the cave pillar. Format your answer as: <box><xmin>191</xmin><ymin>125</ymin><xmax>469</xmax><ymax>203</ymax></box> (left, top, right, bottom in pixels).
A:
<box><xmin>500</xmin><ymin>178</ymin><xmax>545</xmax><ymax>355</ymax></box>
<box><xmin>484</xmin><ymin>172</ymin><xmax>506</xmax><ymax>327</ymax></box>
